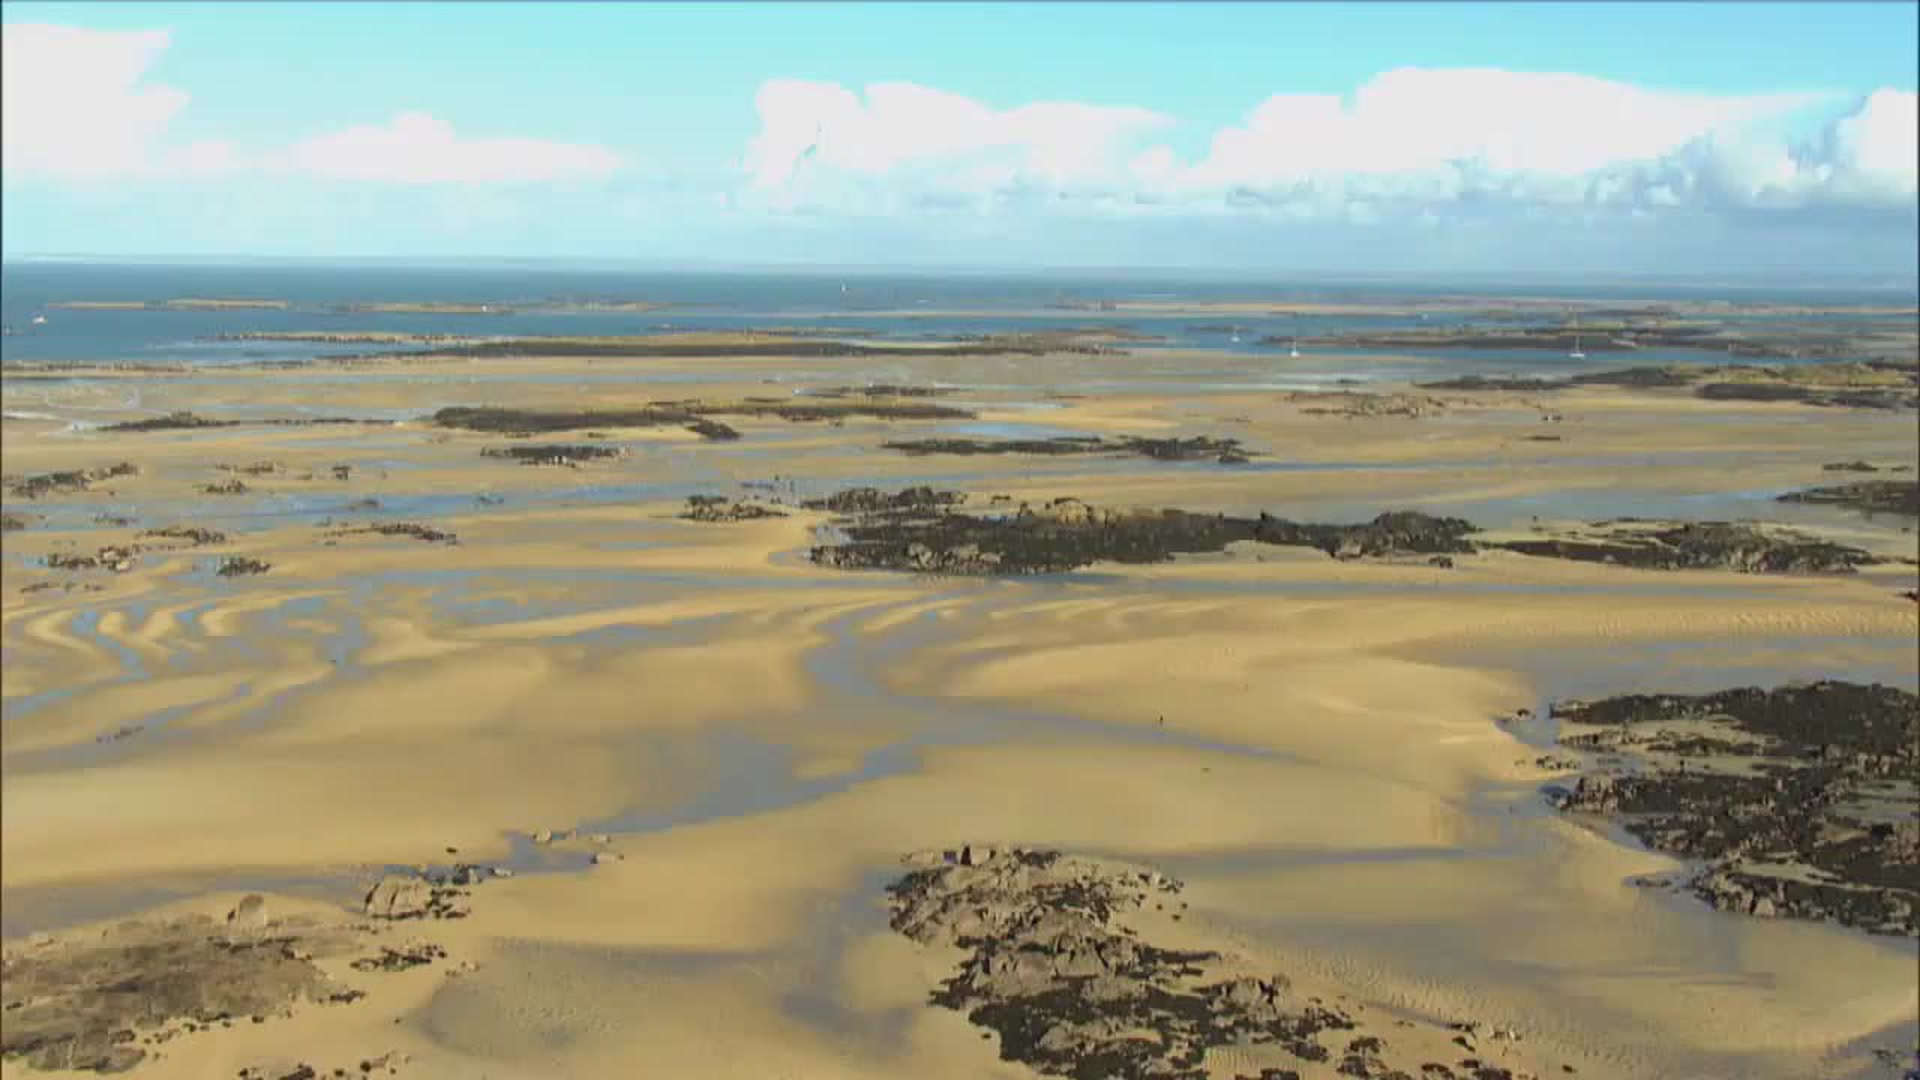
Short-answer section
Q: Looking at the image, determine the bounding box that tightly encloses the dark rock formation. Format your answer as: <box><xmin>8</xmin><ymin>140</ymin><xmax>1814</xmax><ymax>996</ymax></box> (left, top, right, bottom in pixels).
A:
<box><xmin>480</xmin><ymin>443</ymin><xmax>627</xmax><ymax>466</ymax></box>
<box><xmin>328</xmin><ymin>522</ymin><xmax>457</xmax><ymax>544</ymax></box>
<box><xmin>216</xmin><ymin>557</ymin><xmax>271</xmax><ymax>577</ymax></box>
<box><xmin>882</xmin><ymin>435</ymin><xmax>1251</xmax><ymax>464</ymax></box>
<box><xmin>139</xmin><ymin>526</ymin><xmax>227</xmax><ymax>546</ymax></box>
<box><xmin>103</xmin><ymin>412</ymin><xmax>372</xmax><ymax>432</ymax></box>
<box><xmin>1778</xmin><ymin>480</ymin><xmax>1919</xmax><ymax>518</ymax></box>
<box><xmin>808</xmin><ymin>488</ymin><xmax>1479</xmax><ymax>576</ymax></box>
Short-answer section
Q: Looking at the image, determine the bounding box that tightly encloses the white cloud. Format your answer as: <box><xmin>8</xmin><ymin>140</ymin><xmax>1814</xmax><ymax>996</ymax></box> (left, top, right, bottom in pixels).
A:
<box><xmin>744</xmin><ymin>79</ymin><xmax>1170</xmax><ymax>206</ymax></box>
<box><xmin>1</xmin><ymin>24</ymin><xmax>188</xmax><ymax>177</ymax></box>
<box><xmin>267</xmin><ymin>112</ymin><xmax>620</xmax><ymax>185</ymax></box>
<box><xmin>2</xmin><ymin>23</ymin><xmax>621</xmax><ymax>186</ymax></box>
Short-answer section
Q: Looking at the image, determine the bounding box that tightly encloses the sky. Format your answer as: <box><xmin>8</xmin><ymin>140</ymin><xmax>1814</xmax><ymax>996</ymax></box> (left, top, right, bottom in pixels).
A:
<box><xmin>2</xmin><ymin>2</ymin><xmax>1916</xmax><ymax>280</ymax></box>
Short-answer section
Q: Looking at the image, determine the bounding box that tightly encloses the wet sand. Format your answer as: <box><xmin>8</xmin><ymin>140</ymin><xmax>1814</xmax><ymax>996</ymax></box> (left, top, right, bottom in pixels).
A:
<box><xmin>3</xmin><ymin>342</ymin><xmax>1917</xmax><ymax>1079</ymax></box>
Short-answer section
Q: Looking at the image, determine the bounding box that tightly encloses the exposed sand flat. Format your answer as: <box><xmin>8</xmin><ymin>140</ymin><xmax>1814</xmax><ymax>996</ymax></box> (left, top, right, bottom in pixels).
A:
<box><xmin>3</xmin><ymin>341</ymin><xmax>1916</xmax><ymax>1080</ymax></box>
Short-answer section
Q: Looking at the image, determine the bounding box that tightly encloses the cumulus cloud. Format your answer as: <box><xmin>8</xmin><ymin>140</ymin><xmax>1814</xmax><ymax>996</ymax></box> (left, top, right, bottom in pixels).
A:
<box><xmin>1</xmin><ymin>23</ymin><xmax>188</xmax><ymax>177</ymax></box>
<box><xmin>742</xmin><ymin>69</ymin><xmax>1915</xmax><ymax>228</ymax></box>
<box><xmin>744</xmin><ymin>79</ymin><xmax>1170</xmax><ymax>208</ymax></box>
<box><xmin>267</xmin><ymin>112</ymin><xmax>620</xmax><ymax>185</ymax></box>
<box><xmin>2</xmin><ymin>22</ymin><xmax>621</xmax><ymax>185</ymax></box>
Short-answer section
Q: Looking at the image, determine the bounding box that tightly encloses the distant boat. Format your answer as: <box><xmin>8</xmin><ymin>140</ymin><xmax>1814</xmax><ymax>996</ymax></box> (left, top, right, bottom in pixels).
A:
<box><xmin>31</xmin><ymin>313</ymin><xmax>47</xmax><ymax>326</ymax></box>
<box><xmin>1289</xmin><ymin>336</ymin><xmax>1301</xmax><ymax>359</ymax></box>
<box><xmin>1568</xmin><ymin>332</ymin><xmax>1585</xmax><ymax>360</ymax></box>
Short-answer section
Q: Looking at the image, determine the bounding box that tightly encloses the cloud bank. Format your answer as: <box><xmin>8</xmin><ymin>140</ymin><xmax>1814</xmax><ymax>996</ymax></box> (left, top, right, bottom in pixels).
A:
<box><xmin>743</xmin><ymin>70</ymin><xmax>1917</xmax><ymax>225</ymax></box>
<box><xmin>2</xmin><ymin>20</ymin><xmax>1912</xmax><ymax>274</ymax></box>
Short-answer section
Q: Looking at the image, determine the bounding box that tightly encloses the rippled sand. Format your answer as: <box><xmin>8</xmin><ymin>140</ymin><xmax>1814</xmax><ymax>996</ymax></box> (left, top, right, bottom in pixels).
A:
<box><xmin>3</xmin><ymin>347</ymin><xmax>1916</xmax><ymax>1079</ymax></box>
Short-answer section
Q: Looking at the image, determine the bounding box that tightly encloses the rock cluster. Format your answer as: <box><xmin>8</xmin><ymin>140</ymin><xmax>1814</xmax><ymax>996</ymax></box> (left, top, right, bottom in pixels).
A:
<box><xmin>2</xmin><ymin>462</ymin><xmax>139</xmax><ymax>500</ymax></box>
<box><xmin>886</xmin><ymin>848</ymin><xmax>1383</xmax><ymax>1079</ymax></box>
<box><xmin>680</xmin><ymin>495</ymin><xmax>787</xmax><ymax>523</ymax></box>
<box><xmin>361</xmin><ymin>867</ymin><xmax>495</xmax><ymax>921</ymax></box>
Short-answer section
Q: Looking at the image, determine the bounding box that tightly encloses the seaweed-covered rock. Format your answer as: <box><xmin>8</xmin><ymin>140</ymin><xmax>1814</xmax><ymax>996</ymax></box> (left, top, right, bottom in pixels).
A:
<box><xmin>808</xmin><ymin>489</ymin><xmax>1482</xmax><ymax>576</ymax></box>
<box><xmin>1550</xmin><ymin>681</ymin><xmax>1919</xmax><ymax>936</ymax></box>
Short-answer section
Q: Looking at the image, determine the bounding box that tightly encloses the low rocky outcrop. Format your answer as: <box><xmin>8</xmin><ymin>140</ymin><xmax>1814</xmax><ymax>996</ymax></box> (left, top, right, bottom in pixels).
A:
<box><xmin>887</xmin><ymin>849</ymin><xmax>1370</xmax><ymax>1079</ymax></box>
<box><xmin>0</xmin><ymin>912</ymin><xmax>365</xmax><ymax>1074</ymax></box>
<box><xmin>431</xmin><ymin>397</ymin><xmax>971</xmax><ymax>437</ymax></box>
<box><xmin>1287</xmin><ymin>391</ymin><xmax>1449</xmax><ymax>418</ymax></box>
<box><xmin>680</xmin><ymin>496</ymin><xmax>787</xmax><ymax>523</ymax></box>
<box><xmin>139</xmin><ymin>526</ymin><xmax>227</xmax><ymax>546</ymax></box>
<box><xmin>1499</xmin><ymin>521</ymin><xmax>1877</xmax><ymax>574</ymax></box>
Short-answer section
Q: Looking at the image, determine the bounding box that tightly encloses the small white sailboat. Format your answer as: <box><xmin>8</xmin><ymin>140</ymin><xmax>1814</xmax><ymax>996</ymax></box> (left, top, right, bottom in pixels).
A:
<box><xmin>1289</xmin><ymin>335</ymin><xmax>1301</xmax><ymax>359</ymax></box>
<box><xmin>1568</xmin><ymin>331</ymin><xmax>1585</xmax><ymax>361</ymax></box>
<box><xmin>31</xmin><ymin>313</ymin><xmax>47</xmax><ymax>326</ymax></box>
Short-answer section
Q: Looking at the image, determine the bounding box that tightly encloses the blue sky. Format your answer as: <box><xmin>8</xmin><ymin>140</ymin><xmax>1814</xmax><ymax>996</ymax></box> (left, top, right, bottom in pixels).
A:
<box><xmin>2</xmin><ymin>2</ymin><xmax>1915</xmax><ymax>277</ymax></box>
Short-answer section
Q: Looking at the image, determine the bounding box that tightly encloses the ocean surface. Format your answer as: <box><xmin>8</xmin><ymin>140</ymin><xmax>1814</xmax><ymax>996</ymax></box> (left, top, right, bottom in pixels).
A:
<box><xmin>2</xmin><ymin>261</ymin><xmax>1910</xmax><ymax>374</ymax></box>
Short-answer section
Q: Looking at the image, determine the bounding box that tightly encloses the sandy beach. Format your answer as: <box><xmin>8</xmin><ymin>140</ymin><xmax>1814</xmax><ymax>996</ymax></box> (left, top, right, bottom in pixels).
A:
<box><xmin>3</xmin><ymin>334</ymin><xmax>1916</xmax><ymax>1080</ymax></box>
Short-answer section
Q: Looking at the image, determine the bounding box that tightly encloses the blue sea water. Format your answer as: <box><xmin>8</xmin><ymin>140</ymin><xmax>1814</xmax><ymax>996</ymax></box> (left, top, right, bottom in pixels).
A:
<box><xmin>1</xmin><ymin>260</ymin><xmax>1908</xmax><ymax>371</ymax></box>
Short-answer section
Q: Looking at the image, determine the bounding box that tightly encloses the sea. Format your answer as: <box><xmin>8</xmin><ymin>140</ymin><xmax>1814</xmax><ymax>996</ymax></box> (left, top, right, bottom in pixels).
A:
<box><xmin>2</xmin><ymin>260</ymin><xmax>1913</xmax><ymax>374</ymax></box>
